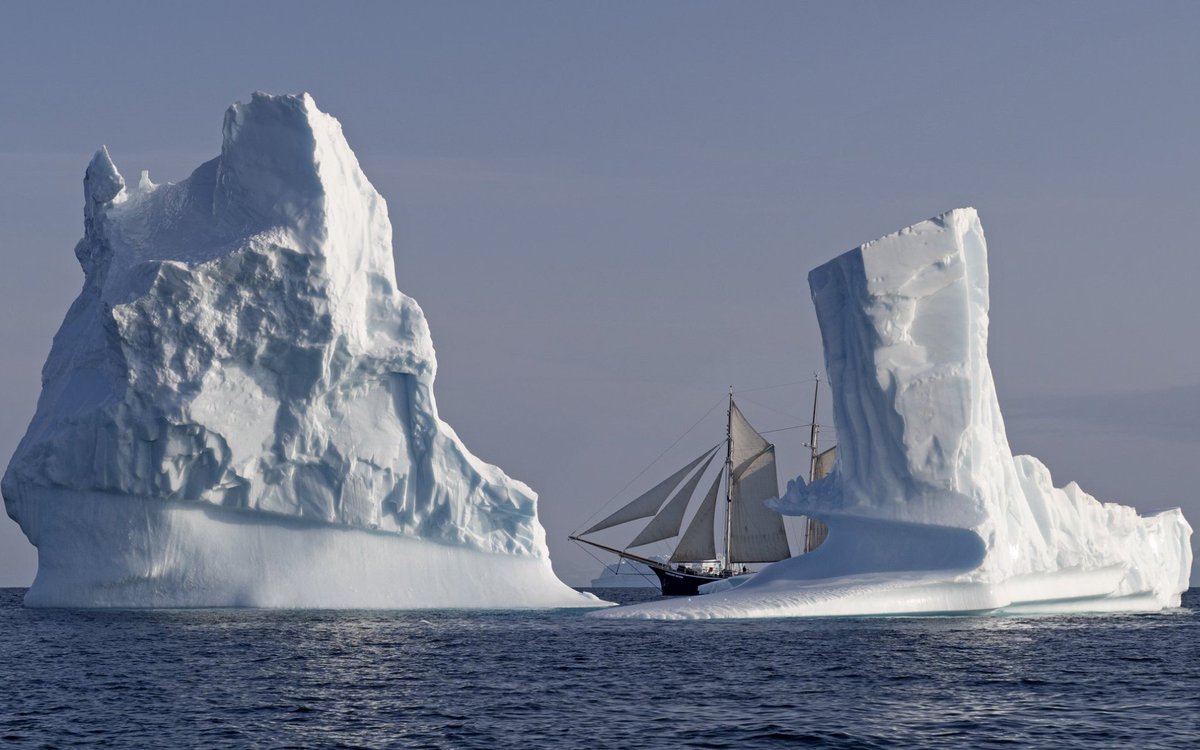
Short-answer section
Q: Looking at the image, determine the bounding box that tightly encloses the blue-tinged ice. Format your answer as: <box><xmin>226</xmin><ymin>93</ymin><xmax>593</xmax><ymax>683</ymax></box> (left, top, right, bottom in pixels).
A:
<box><xmin>3</xmin><ymin>93</ymin><xmax>598</xmax><ymax>609</ymax></box>
<box><xmin>596</xmin><ymin>208</ymin><xmax>1191</xmax><ymax>619</ymax></box>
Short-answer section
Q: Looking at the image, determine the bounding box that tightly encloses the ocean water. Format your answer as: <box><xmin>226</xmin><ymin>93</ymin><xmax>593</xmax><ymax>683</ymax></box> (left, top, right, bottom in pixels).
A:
<box><xmin>0</xmin><ymin>587</ymin><xmax>1196</xmax><ymax>748</ymax></box>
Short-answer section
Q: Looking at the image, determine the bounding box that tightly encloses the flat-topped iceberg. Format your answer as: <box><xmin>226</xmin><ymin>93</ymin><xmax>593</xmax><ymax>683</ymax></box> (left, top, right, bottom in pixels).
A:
<box><xmin>596</xmin><ymin>208</ymin><xmax>1191</xmax><ymax>619</ymax></box>
<box><xmin>3</xmin><ymin>92</ymin><xmax>596</xmax><ymax>609</ymax></box>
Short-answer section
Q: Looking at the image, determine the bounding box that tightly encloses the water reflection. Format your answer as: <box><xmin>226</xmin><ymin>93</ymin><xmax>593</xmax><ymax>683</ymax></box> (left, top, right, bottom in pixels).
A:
<box><xmin>0</xmin><ymin>588</ymin><xmax>1195</xmax><ymax>748</ymax></box>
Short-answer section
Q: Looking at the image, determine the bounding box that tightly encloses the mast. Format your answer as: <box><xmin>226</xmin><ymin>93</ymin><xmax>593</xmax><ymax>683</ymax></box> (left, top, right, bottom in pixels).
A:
<box><xmin>806</xmin><ymin>373</ymin><xmax>821</xmax><ymax>554</ymax></box>
<box><xmin>723</xmin><ymin>386</ymin><xmax>734</xmax><ymax>574</ymax></box>
<box><xmin>808</xmin><ymin>373</ymin><xmax>820</xmax><ymax>483</ymax></box>
<box><xmin>725</xmin><ymin>396</ymin><xmax>790</xmax><ymax>566</ymax></box>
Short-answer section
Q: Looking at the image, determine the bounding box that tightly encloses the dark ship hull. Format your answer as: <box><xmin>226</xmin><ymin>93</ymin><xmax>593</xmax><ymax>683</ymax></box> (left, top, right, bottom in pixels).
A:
<box><xmin>650</xmin><ymin>564</ymin><xmax>739</xmax><ymax>596</ymax></box>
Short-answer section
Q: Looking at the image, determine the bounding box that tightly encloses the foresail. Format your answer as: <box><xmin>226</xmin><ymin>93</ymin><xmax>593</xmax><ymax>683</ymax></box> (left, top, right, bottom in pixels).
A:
<box><xmin>670</xmin><ymin>471</ymin><xmax>722</xmax><ymax>562</ymax></box>
<box><xmin>728</xmin><ymin>446</ymin><xmax>790</xmax><ymax>563</ymax></box>
<box><xmin>629</xmin><ymin>453</ymin><xmax>717</xmax><ymax>548</ymax></box>
<box><xmin>583</xmin><ymin>446</ymin><xmax>718</xmax><ymax>535</ymax></box>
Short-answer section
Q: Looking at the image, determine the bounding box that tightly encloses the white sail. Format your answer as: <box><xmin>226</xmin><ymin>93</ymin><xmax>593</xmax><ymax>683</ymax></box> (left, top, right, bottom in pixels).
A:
<box><xmin>802</xmin><ymin>446</ymin><xmax>835</xmax><ymax>552</ymax></box>
<box><xmin>583</xmin><ymin>447</ymin><xmax>717</xmax><ymax>535</ymax></box>
<box><xmin>670</xmin><ymin>472</ymin><xmax>722</xmax><ymax>562</ymax></box>
<box><xmin>629</xmin><ymin>453</ymin><xmax>717</xmax><ymax>548</ymax></box>
<box><xmin>813</xmin><ymin>446</ymin><xmax>837</xmax><ymax>481</ymax></box>
<box><xmin>730</xmin><ymin>402</ymin><xmax>771</xmax><ymax>475</ymax></box>
<box><xmin>729</xmin><ymin>449</ymin><xmax>790</xmax><ymax>563</ymax></box>
<box><xmin>804</xmin><ymin>517</ymin><xmax>829</xmax><ymax>553</ymax></box>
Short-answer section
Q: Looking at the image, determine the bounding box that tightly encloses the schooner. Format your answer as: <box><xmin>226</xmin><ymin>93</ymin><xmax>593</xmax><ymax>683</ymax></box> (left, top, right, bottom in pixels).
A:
<box><xmin>571</xmin><ymin>385</ymin><xmax>833</xmax><ymax>596</ymax></box>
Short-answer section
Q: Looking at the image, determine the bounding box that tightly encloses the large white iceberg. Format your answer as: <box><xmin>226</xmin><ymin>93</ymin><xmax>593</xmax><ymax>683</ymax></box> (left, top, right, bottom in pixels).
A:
<box><xmin>596</xmin><ymin>208</ymin><xmax>1191</xmax><ymax>619</ymax></box>
<box><xmin>2</xmin><ymin>92</ymin><xmax>596</xmax><ymax>609</ymax></box>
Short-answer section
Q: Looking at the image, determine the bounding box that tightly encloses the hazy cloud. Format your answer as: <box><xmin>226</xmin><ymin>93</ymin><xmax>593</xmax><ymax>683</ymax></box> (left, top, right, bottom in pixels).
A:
<box><xmin>1007</xmin><ymin>383</ymin><xmax>1200</xmax><ymax>445</ymax></box>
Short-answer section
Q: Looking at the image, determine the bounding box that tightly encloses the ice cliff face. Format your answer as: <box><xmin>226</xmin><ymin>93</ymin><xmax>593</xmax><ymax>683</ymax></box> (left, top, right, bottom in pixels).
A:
<box><xmin>597</xmin><ymin>208</ymin><xmax>1191</xmax><ymax>619</ymax></box>
<box><xmin>801</xmin><ymin>209</ymin><xmax>1191</xmax><ymax>596</ymax></box>
<box><xmin>3</xmin><ymin>93</ymin><xmax>593</xmax><ymax>608</ymax></box>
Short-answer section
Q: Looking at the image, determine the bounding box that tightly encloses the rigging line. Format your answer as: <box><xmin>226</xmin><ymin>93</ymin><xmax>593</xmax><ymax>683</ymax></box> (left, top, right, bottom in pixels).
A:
<box><xmin>757</xmin><ymin>423</ymin><xmax>839</xmax><ymax>437</ymax></box>
<box><xmin>782</xmin><ymin>422</ymin><xmax>838</xmax><ymax>432</ymax></box>
<box><xmin>759</xmin><ymin>425</ymin><xmax>806</xmax><ymax>435</ymax></box>
<box><xmin>570</xmin><ymin>398</ymin><xmax>725</xmax><ymax>536</ymax></box>
<box><xmin>738</xmin><ymin>377</ymin><xmax>819</xmax><ymax>394</ymax></box>
<box><xmin>570</xmin><ymin>537</ymin><xmax>659</xmax><ymax>587</ymax></box>
<box><xmin>617</xmin><ymin>557</ymin><xmax>659</xmax><ymax>586</ymax></box>
<box><xmin>572</xmin><ymin>537</ymin><xmax>625</xmax><ymax>574</ymax></box>
<box><xmin>734</xmin><ymin>393</ymin><xmax>809</xmax><ymax>424</ymax></box>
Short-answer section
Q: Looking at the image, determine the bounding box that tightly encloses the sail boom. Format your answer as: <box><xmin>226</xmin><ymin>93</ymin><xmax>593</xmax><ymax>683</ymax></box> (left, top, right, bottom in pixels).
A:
<box><xmin>568</xmin><ymin>536</ymin><xmax>662</xmax><ymax>569</ymax></box>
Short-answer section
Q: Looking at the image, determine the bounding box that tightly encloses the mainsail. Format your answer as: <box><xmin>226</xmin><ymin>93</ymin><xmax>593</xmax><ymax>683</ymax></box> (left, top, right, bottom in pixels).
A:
<box><xmin>803</xmin><ymin>446</ymin><xmax>835</xmax><ymax>552</ymax></box>
<box><xmin>728</xmin><ymin>446</ymin><xmax>790</xmax><ymax>563</ymax></box>
<box><xmin>813</xmin><ymin>446</ymin><xmax>836</xmax><ymax>481</ymax></box>
<box><xmin>727</xmin><ymin>402</ymin><xmax>790</xmax><ymax>563</ymax></box>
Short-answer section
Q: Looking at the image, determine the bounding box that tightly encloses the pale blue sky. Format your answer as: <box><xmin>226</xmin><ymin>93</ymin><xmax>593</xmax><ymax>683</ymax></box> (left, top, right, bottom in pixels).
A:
<box><xmin>1</xmin><ymin>2</ymin><xmax>1197</xmax><ymax>585</ymax></box>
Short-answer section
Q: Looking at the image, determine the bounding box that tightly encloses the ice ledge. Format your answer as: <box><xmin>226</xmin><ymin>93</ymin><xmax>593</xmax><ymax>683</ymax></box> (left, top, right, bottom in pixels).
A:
<box><xmin>11</xmin><ymin>487</ymin><xmax>601</xmax><ymax>609</ymax></box>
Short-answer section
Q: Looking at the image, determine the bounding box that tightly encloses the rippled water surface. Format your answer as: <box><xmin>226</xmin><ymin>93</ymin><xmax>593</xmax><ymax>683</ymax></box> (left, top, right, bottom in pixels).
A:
<box><xmin>0</xmin><ymin>587</ymin><xmax>1197</xmax><ymax>748</ymax></box>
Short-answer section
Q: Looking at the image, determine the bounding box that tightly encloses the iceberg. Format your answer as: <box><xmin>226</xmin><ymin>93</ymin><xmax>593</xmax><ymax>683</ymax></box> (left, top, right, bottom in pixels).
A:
<box><xmin>596</xmin><ymin>208</ymin><xmax>1191</xmax><ymax>620</ymax></box>
<box><xmin>2</xmin><ymin>92</ymin><xmax>597</xmax><ymax>609</ymax></box>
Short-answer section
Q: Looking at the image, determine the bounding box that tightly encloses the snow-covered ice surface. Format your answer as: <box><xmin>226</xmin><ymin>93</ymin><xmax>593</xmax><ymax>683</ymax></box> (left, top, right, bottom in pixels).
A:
<box><xmin>596</xmin><ymin>208</ymin><xmax>1191</xmax><ymax>620</ymax></box>
<box><xmin>3</xmin><ymin>92</ymin><xmax>597</xmax><ymax>609</ymax></box>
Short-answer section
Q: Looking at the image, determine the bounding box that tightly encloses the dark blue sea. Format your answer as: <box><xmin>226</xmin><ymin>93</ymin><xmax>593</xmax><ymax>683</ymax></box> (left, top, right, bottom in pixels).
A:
<box><xmin>0</xmin><ymin>587</ymin><xmax>1196</xmax><ymax>748</ymax></box>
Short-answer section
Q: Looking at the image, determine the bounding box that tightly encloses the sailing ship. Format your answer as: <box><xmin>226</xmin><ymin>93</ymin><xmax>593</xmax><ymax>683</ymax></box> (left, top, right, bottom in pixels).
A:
<box><xmin>571</xmin><ymin>383</ymin><xmax>835</xmax><ymax>596</ymax></box>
